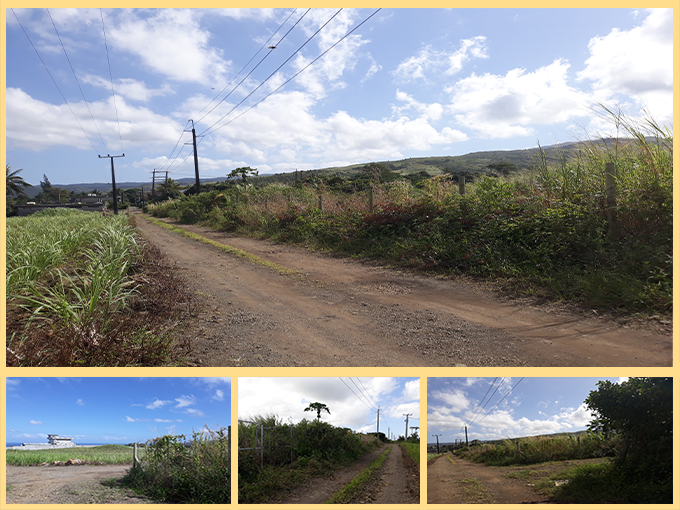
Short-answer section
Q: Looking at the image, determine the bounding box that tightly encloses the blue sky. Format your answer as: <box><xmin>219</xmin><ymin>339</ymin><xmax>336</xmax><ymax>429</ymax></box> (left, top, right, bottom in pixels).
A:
<box><xmin>4</xmin><ymin>8</ymin><xmax>673</xmax><ymax>186</ymax></box>
<box><xmin>239</xmin><ymin>377</ymin><xmax>420</xmax><ymax>440</ymax></box>
<box><xmin>5</xmin><ymin>377</ymin><xmax>231</xmax><ymax>444</ymax></box>
<box><xmin>427</xmin><ymin>377</ymin><xmax>628</xmax><ymax>444</ymax></box>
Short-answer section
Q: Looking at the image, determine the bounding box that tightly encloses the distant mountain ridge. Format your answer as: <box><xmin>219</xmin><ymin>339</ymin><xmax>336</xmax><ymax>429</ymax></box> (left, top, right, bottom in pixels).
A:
<box><xmin>35</xmin><ymin>138</ymin><xmax>635</xmax><ymax>195</ymax></box>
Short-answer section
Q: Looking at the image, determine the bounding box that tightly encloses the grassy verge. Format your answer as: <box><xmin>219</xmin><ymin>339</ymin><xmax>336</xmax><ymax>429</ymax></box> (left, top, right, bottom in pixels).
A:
<box><xmin>460</xmin><ymin>478</ymin><xmax>496</xmax><ymax>504</ymax></box>
<box><xmin>144</xmin><ymin>216</ymin><xmax>301</xmax><ymax>277</ymax></box>
<box><xmin>402</xmin><ymin>442</ymin><xmax>420</xmax><ymax>465</ymax></box>
<box><xmin>325</xmin><ymin>446</ymin><xmax>391</xmax><ymax>504</ymax></box>
<box><xmin>147</xmin><ymin>109</ymin><xmax>671</xmax><ymax>317</ymax></box>
<box><xmin>6</xmin><ymin>445</ymin><xmax>136</xmax><ymax>466</ymax></box>
<box><xmin>506</xmin><ymin>459</ymin><xmax>671</xmax><ymax>504</ymax></box>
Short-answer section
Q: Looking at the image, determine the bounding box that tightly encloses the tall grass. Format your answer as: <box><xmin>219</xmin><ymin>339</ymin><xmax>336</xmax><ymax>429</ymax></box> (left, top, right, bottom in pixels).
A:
<box><xmin>238</xmin><ymin>414</ymin><xmax>378</xmax><ymax>504</ymax></box>
<box><xmin>7</xmin><ymin>209</ymin><xmax>141</xmax><ymax>331</ymax></box>
<box><xmin>148</xmin><ymin>109</ymin><xmax>671</xmax><ymax>314</ymax></box>
<box><xmin>455</xmin><ymin>433</ymin><xmax>616</xmax><ymax>466</ymax></box>
<box><xmin>6</xmin><ymin>209</ymin><xmax>191</xmax><ymax>367</ymax></box>
<box><xmin>122</xmin><ymin>427</ymin><xmax>230</xmax><ymax>504</ymax></box>
<box><xmin>6</xmin><ymin>445</ymin><xmax>136</xmax><ymax>466</ymax></box>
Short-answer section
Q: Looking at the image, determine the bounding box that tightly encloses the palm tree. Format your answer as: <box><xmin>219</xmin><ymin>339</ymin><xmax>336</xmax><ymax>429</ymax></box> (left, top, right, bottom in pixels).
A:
<box><xmin>157</xmin><ymin>177</ymin><xmax>182</xmax><ymax>199</ymax></box>
<box><xmin>6</xmin><ymin>165</ymin><xmax>33</xmax><ymax>197</ymax></box>
<box><xmin>304</xmin><ymin>402</ymin><xmax>331</xmax><ymax>421</ymax></box>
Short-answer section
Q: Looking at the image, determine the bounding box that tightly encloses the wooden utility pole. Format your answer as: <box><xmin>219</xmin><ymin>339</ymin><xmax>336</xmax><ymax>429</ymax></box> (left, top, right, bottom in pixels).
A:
<box><xmin>432</xmin><ymin>434</ymin><xmax>441</xmax><ymax>453</ymax></box>
<box><xmin>376</xmin><ymin>407</ymin><xmax>380</xmax><ymax>434</ymax></box>
<box><xmin>98</xmin><ymin>153</ymin><xmax>124</xmax><ymax>214</ymax></box>
<box><xmin>459</xmin><ymin>175</ymin><xmax>466</xmax><ymax>195</ymax></box>
<box><xmin>465</xmin><ymin>425</ymin><xmax>469</xmax><ymax>447</ymax></box>
<box><xmin>605</xmin><ymin>162</ymin><xmax>619</xmax><ymax>241</ymax></box>
<box><xmin>403</xmin><ymin>413</ymin><xmax>412</xmax><ymax>440</ymax></box>
<box><xmin>185</xmin><ymin>120</ymin><xmax>201</xmax><ymax>194</ymax></box>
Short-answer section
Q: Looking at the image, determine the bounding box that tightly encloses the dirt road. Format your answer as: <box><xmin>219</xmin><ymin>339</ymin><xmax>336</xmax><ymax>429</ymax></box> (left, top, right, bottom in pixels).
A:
<box><xmin>276</xmin><ymin>443</ymin><xmax>417</xmax><ymax>504</ymax></box>
<box><xmin>5</xmin><ymin>464</ymin><xmax>151</xmax><ymax>504</ymax></box>
<box><xmin>427</xmin><ymin>454</ymin><xmax>544</xmax><ymax>504</ymax></box>
<box><xmin>134</xmin><ymin>213</ymin><xmax>671</xmax><ymax>367</ymax></box>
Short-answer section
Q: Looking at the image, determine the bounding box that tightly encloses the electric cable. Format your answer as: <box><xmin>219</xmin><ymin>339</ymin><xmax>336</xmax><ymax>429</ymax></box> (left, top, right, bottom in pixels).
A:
<box><xmin>47</xmin><ymin>8</ymin><xmax>109</xmax><ymax>153</ymax></box>
<box><xmin>100</xmin><ymin>8</ymin><xmax>124</xmax><ymax>153</ymax></box>
<box><xmin>193</xmin><ymin>8</ymin><xmax>306</xmax><ymax>125</ymax></box>
<box><xmin>11</xmin><ymin>9</ymin><xmax>103</xmax><ymax>159</ymax></box>
<box><xmin>199</xmin><ymin>8</ymin><xmax>347</xmax><ymax>136</ymax></box>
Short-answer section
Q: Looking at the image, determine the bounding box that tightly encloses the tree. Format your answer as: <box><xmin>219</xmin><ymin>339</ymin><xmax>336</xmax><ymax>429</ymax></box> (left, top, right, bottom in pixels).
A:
<box><xmin>156</xmin><ymin>178</ymin><xmax>183</xmax><ymax>200</ymax></box>
<box><xmin>228</xmin><ymin>166</ymin><xmax>258</xmax><ymax>183</ymax></box>
<box><xmin>40</xmin><ymin>173</ymin><xmax>52</xmax><ymax>190</ymax></box>
<box><xmin>6</xmin><ymin>165</ymin><xmax>33</xmax><ymax>197</ymax></box>
<box><xmin>304</xmin><ymin>402</ymin><xmax>331</xmax><ymax>421</ymax></box>
<box><xmin>585</xmin><ymin>378</ymin><xmax>672</xmax><ymax>470</ymax></box>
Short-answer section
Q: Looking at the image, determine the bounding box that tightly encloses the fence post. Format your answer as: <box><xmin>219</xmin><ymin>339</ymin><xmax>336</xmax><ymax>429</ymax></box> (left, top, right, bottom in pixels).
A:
<box><xmin>458</xmin><ymin>175</ymin><xmax>466</xmax><ymax>195</ymax></box>
<box><xmin>133</xmin><ymin>443</ymin><xmax>139</xmax><ymax>467</ymax></box>
<box><xmin>368</xmin><ymin>187</ymin><xmax>374</xmax><ymax>212</ymax></box>
<box><xmin>605</xmin><ymin>162</ymin><xmax>619</xmax><ymax>241</ymax></box>
<box><xmin>318</xmin><ymin>195</ymin><xmax>323</xmax><ymax>212</ymax></box>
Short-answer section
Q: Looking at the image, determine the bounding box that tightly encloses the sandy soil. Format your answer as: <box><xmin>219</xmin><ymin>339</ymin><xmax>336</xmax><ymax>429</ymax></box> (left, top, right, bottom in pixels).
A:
<box><xmin>5</xmin><ymin>464</ymin><xmax>152</xmax><ymax>504</ymax></box>
<box><xmin>133</xmin><ymin>213</ymin><xmax>671</xmax><ymax>368</ymax></box>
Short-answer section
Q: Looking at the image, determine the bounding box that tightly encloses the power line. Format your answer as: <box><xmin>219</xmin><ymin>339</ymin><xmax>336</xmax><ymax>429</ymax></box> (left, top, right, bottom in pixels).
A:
<box><xmin>338</xmin><ymin>377</ymin><xmax>375</xmax><ymax>411</ymax></box>
<box><xmin>349</xmin><ymin>377</ymin><xmax>378</xmax><ymax>410</ymax></box>
<box><xmin>47</xmin><ymin>8</ymin><xmax>108</xmax><ymax>153</ymax></box>
<box><xmin>356</xmin><ymin>377</ymin><xmax>379</xmax><ymax>409</ymax></box>
<box><xmin>11</xmin><ymin>8</ymin><xmax>102</xmax><ymax>158</ymax></box>
<box><xmin>201</xmin><ymin>8</ymin><xmax>382</xmax><ymax>137</ymax></box>
<box><xmin>100</xmin><ymin>8</ymin><xmax>124</xmax><ymax>153</ymax></box>
<box><xmin>472</xmin><ymin>378</ymin><xmax>525</xmax><ymax>428</ymax></box>
<box><xmin>193</xmin><ymin>8</ymin><xmax>306</xmax><ymax>125</ymax></box>
<box><xmin>467</xmin><ymin>377</ymin><xmax>502</xmax><ymax>429</ymax></box>
<box><xmin>199</xmin><ymin>8</ymin><xmax>347</xmax><ymax>136</ymax></box>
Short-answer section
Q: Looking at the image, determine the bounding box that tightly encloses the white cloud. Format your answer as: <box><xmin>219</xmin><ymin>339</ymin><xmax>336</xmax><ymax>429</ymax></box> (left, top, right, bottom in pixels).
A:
<box><xmin>184</xmin><ymin>408</ymin><xmax>205</xmax><ymax>417</ymax></box>
<box><xmin>393</xmin><ymin>36</ymin><xmax>488</xmax><ymax>82</ymax></box>
<box><xmin>76</xmin><ymin>399</ymin><xmax>85</xmax><ymax>406</ymax></box>
<box><xmin>431</xmin><ymin>389</ymin><xmax>470</xmax><ymax>414</ymax></box>
<box><xmin>212</xmin><ymin>389</ymin><xmax>225</xmax><ymax>401</ymax></box>
<box><xmin>108</xmin><ymin>9</ymin><xmax>230</xmax><ymax>84</ymax></box>
<box><xmin>403</xmin><ymin>380</ymin><xmax>420</xmax><ymax>401</ymax></box>
<box><xmin>29</xmin><ymin>420</ymin><xmax>43</xmax><ymax>425</ymax></box>
<box><xmin>447</xmin><ymin>59</ymin><xmax>590</xmax><ymax>138</ymax></box>
<box><xmin>6</xmin><ymin>87</ymin><xmax>186</xmax><ymax>152</ymax></box>
<box><xmin>81</xmin><ymin>75</ymin><xmax>174</xmax><ymax>102</ymax></box>
<box><xmin>155</xmin><ymin>418</ymin><xmax>174</xmax><ymax>423</ymax></box>
<box><xmin>577</xmin><ymin>8</ymin><xmax>672</xmax><ymax>124</ymax></box>
<box><xmin>126</xmin><ymin>416</ymin><xmax>149</xmax><ymax>422</ymax></box>
<box><xmin>146</xmin><ymin>398</ymin><xmax>172</xmax><ymax>410</ymax></box>
<box><xmin>175</xmin><ymin>395</ymin><xmax>196</xmax><ymax>408</ymax></box>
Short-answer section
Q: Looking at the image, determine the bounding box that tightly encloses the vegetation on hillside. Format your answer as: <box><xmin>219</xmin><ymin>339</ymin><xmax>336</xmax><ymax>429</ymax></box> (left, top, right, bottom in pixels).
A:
<box><xmin>5</xmin><ymin>209</ymin><xmax>192</xmax><ymax>366</ymax></box>
<box><xmin>122</xmin><ymin>427</ymin><xmax>230</xmax><ymax>504</ymax></box>
<box><xmin>148</xmin><ymin>109</ymin><xmax>672</xmax><ymax>316</ymax></box>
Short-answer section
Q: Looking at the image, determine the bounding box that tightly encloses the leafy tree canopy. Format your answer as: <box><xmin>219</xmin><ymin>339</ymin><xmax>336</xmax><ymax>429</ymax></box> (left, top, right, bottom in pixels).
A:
<box><xmin>585</xmin><ymin>377</ymin><xmax>672</xmax><ymax>467</ymax></box>
<box><xmin>6</xmin><ymin>165</ymin><xmax>33</xmax><ymax>197</ymax></box>
<box><xmin>228</xmin><ymin>167</ymin><xmax>259</xmax><ymax>183</ymax></box>
<box><xmin>303</xmin><ymin>402</ymin><xmax>331</xmax><ymax>421</ymax></box>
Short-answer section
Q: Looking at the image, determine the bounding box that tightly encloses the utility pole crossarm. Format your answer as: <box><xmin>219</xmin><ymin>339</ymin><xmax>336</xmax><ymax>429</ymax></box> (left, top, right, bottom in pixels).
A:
<box><xmin>98</xmin><ymin>153</ymin><xmax>124</xmax><ymax>215</ymax></box>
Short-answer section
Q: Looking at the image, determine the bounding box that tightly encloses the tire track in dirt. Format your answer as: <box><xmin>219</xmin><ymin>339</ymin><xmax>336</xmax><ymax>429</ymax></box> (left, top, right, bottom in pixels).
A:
<box><xmin>368</xmin><ymin>444</ymin><xmax>419</xmax><ymax>504</ymax></box>
<box><xmin>276</xmin><ymin>444</ymin><xmax>389</xmax><ymax>504</ymax></box>
<box><xmin>427</xmin><ymin>454</ymin><xmax>546</xmax><ymax>504</ymax></box>
<box><xmin>133</xmin><ymin>213</ymin><xmax>671</xmax><ymax>367</ymax></box>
